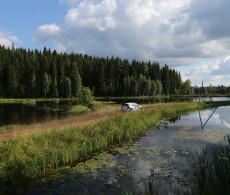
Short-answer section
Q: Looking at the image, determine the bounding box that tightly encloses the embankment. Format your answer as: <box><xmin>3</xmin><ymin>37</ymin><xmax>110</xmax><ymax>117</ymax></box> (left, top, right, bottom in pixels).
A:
<box><xmin>0</xmin><ymin>102</ymin><xmax>211</xmax><ymax>189</ymax></box>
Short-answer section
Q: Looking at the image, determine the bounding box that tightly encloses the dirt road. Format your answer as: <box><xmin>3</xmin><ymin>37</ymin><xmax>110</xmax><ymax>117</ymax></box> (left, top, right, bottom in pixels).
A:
<box><xmin>0</xmin><ymin>105</ymin><xmax>159</xmax><ymax>140</ymax></box>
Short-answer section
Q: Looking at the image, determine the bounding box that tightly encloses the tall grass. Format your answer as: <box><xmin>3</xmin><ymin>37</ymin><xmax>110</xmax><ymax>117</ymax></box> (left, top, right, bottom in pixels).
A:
<box><xmin>193</xmin><ymin>135</ymin><xmax>230</xmax><ymax>195</ymax></box>
<box><xmin>0</xmin><ymin>102</ymin><xmax>203</xmax><ymax>188</ymax></box>
<box><xmin>0</xmin><ymin>98</ymin><xmax>80</xmax><ymax>105</ymax></box>
<box><xmin>69</xmin><ymin>105</ymin><xmax>91</xmax><ymax>113</ymax></box>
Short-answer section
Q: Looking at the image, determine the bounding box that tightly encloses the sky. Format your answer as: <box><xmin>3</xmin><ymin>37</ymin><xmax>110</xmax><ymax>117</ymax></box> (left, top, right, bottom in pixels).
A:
<box><xmin>0</xmin><ymin>0</ymin><xmax>230</xmax><ymax>87</ymax></box>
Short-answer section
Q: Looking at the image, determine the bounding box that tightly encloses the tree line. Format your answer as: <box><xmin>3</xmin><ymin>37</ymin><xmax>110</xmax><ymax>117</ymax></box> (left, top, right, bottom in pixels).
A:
<box><xmin>0</xmin><ymin>46</ymin><xmax>92</xmax><ymax>102</ymax></box>
<box><xmin>0</xmin><ymin>45</ymin><xmax>194</xmax><ymax>99</ymax></box>
<box><xmin>193</xmin><ymin>85</ymin><xmax>230</xmax><ymax>96</ymax></box>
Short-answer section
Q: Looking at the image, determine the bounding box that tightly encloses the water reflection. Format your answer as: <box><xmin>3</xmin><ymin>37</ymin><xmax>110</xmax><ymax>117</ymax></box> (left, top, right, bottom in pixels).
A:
<box><xmin>104</xmin><ymin>96</ymin><xmax>194</xmax><ymax>104</ymax></box>
<box><xmin>24</xmin><ymin>106</ymin><xmax>230</xmax><ymax>194</ymax></box>
<box><xmin>0</xmin><ymin>100</ymin><xmax>79</xmax><ymax>126</ymax></box>
<box><xmin>198</xmin><ymin>107</ymin><xmax>218</xmax><ymax>130</ymax></box>
<box><xmin>1</xmin><ymin>97</ymin><xmax>230</xmax><ymax>127</ymax></box>
<box><xmin>104</xmin><ymin>96</ymin><xmax>230</xmax><ymax>105</ymax></box>
<box><xmin>194</xmin><ymin>97</ymin><xmax>230</xmax><ymax>102</ymax></box>
<box><xmin>198</xmin><ymin>106</ymin><xmax>230</xmax><ymax>131</ymax></box>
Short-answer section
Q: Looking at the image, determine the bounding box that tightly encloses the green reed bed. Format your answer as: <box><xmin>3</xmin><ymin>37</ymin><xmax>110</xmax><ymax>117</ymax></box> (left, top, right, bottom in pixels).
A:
<box><xmin>0</xmin><ymin>98</ymin><xmax>79</xmax><ymax>105</ymax></box>
<box><xmin>0</xmin><ymin>98</ymin><xmax>37</xmax><ymax>105</ymax></box>
<box><xmin>193</xmin><ymin>135</ymin><xmax>230</xmax><ymax>195</ymax></box>
<box><xmin>0</xmin><ymin>102</ymin><xmax>204</xmax><ymax>188</ymax></box>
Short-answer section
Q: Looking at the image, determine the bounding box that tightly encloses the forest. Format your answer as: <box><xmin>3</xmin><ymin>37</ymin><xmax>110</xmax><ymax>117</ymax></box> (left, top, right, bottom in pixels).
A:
<box><xmin>0</xmin><ymin>45</ymin><xmax>228</xmax><ymax>99</ymax></box>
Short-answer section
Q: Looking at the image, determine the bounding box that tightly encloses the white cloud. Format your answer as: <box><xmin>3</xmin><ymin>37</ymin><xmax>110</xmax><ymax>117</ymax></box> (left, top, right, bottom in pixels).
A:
<box><xmin>32</xmin><ymin>0</ymin><xmax>230</xmax><ymax>86</ymax></box>
<box><xmin>64</xmin><ymin>0</ymin><xmax>117</xmax><ymax>31</ymax></box>
<box><xmin>182</xmin><ymin>56</ymin><xmax>230</xmax><ymax>86</ymax></box>
<box><xmin>0</xmin><ymin>32</ymin><xmax>20</xmax><ymax>47</ymax></box>
<box><xmin>56</xmin><ymin>43</ymin><xmax>66</xmax><ymax>53</ymax></box>
<box><xmin>59</xmin><ymin>0</ymin><xmax>79</xmax><ymax>7</ymax></box>
<box><xmin>33</xmin><ymin>23</ymin><xmax>61</xmax><ymax>43</ymax></box>
<box><xmin>211</xmin><ymin>56</ymin><xmax>230</xmax><ymax>75</ymax></box>
<box><xmin>126</xmin><ymin>0</ymin><xmax>159</xmax><ymax>26</ymax></box>
<box><xmin>223</xmin><ymin>120</ymin><xmax>230</xmax><ymax>128</ymax></box>
<box><xmin>34</xmin><ymin>0</ymin><xmax>193</xmax><ymax>60</ymax></box>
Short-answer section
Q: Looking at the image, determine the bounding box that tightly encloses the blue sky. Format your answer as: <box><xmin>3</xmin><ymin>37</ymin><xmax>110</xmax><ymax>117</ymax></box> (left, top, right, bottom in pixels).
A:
<box><xmin>0</xmin><ymin>0</ymin><xmax>67</xmax><ymax>48</ymax></box>
<box><xmin>1</xmin><ymin>0</ymin><xmax>230</xmax><ymax>87</ymax></box>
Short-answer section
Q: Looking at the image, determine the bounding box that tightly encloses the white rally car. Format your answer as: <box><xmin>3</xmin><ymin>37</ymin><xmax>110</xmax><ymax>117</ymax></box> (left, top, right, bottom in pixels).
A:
<box><xmin>121</xmin><ymin>102</ymin><xmax>142</xmax><ymax>112</ymax></box>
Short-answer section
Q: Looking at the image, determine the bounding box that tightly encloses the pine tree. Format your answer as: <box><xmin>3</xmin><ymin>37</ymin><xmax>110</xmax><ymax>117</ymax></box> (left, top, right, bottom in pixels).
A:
<box><xmin>0</xmin><ymin>45</ymin><xmax>187</xmax><ymax>98</ymax></box>
<box><xmin>151</xmin><ymin>80</ymin><xmax>157</xmax><ymax>96</ymax></box>
<box><xmin>71</xmin><ymin>62</ymin><xmax>82</xmax><ymax>97</ymax></box>
<box><xmin>49</xmin><ymin>60</ymin><xmax>58</xmax><ymax>97</ymax></box>
<box><xmin>156</xmin><ymin>79</ymin><xmax>163</xmax><ymax>95</ymax></box>
<box><xmin>42</xmin><ymin>73</ymin><xmax>51</xmax><ymax>98</ymax></box>
<box><xmin>5</xmin><ymin>52</ymin><xmax>18</xmax><ymax>97</ymax></box>
<box><xmin>161</xmin><ymin>65</ymin><xmax>170</xmax><ymax>95</ymax></box>
<box><xmin>57</xmin><ymin>55</ymin><xmax>65</xmax><ymax>97</ymax></box>
<box><xmin>146</xmin><ymin>78</ymin><xmax>152</xmax><ymax>96</ymax></box>
<box><xmin>131</xmin><ymin>76</ymin><xmax>139</xmax><ymax>96</ymax></box>
<box><xmin>31</xmin><ymin>73</ymin><xmax>36</xmax><ymax>98</ymax></box>
<box><xmin>61</xmin><ymin>77</ymin><xmax>72</xmax><ymax>98</ymax></box>
<box><xmin>123</xmin><ymin>76</ymin><xmax>131</xmax><ymax>97</ymax></box>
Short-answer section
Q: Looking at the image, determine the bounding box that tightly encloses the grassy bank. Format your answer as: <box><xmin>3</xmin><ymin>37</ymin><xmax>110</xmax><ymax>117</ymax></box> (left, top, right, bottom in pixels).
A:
<box><xmin>0</xmin><ymin>98</ymin><xmax>79</xmax><ymax>105</ymax></box>
<box><xmin>0</xmin><ymin>102</ymin><xmax>208</xmax><ymax>189</ymax></box>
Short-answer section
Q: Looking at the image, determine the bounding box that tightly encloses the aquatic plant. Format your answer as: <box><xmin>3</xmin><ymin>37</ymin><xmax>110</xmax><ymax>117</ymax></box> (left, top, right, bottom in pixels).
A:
<box><xmin>193</xmin><ymin>135</ymin><xmax>230</xmax><ymax>195</ymax></box>
<box><xmin>145</xmin><ymin>170</ymin><xmax>158</xmax><ymax>195</ymax></box>
<box><xmin>0</xmin><ymin>102</ymin><xmax>204</xmax><ymax>189</ymax></box>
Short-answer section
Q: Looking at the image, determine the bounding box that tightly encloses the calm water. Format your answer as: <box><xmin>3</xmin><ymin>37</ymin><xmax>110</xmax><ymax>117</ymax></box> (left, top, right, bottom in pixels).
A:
<box><xmin>105</xmin><ymin>96</ymin><xmax>194</xmax><ymax>104</ymax></box>
<box><xmin>2</xmin><ymin>97</ymin><xmax>229</xmax><ymax>127</ymax></box>
<box><xmin>193</xmin><ymin>96</ymin><xmax>230</xmax><ymax>102</ymax></box>
<box><xmin>25</xmin><ymin>106</ymin><xmax>230</xmax><ymax>195</ymax></box>
<box><xmin>0</xmin><ymin>100</ymin><xmax>78</xmax><ymax>126</ymax></box>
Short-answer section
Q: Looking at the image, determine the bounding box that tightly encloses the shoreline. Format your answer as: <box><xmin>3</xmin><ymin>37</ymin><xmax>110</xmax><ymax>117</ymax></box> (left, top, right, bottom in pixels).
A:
<box><xmin>0</xmin><ymin>101</ymin><xmax>228</xmax><ymax>190</ymax></box>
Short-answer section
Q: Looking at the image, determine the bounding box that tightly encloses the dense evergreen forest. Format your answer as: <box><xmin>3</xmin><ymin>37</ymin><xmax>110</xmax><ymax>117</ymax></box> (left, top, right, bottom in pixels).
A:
<box><xmin>0</xmin><ymin>45</ymin><xmax>228</xmax><ymax>99</ymax></box>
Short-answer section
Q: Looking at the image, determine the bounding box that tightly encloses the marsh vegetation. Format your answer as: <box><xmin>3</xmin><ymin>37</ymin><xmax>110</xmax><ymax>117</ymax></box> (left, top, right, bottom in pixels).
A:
<box><xmin>0</xmin><ymin>102</ymin><xmax>203</xmax><ymax>191</ymax></box>
<box><xmin>0</xmin><ymin>99</ymin><xmax>230</xmax><ymax>194</ymax></box>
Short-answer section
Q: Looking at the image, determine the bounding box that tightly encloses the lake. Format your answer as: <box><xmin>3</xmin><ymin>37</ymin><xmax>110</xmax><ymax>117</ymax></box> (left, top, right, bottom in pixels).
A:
<box><xmin>25</xmin><ymin>105</ymin><xmax>230</xmax><ymax>194</ymax></box>
<box><xmin>1</xmin><ymin>97</ymin><xmax>229</xmax><ymax>127</ymax></box>
<box><xmin>0</xmin><ymin>100</ymin><xmax>79</xmax><ymax>126</ymax></box>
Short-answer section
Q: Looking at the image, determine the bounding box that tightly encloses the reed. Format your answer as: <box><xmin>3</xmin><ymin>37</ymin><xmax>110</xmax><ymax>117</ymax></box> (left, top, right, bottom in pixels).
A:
<box><xmin>0</xmin><ymin>98</ymin><xmax>80</xmax><ymax>105</ymax></box>
<box><xmin>0</xmin><ymin>102</ymin><xmax>204</xmax><ymax>189</ymax></box>
<box><xmin>193</xmin><ymin>135</ymin><xmax>230</xmax><ymax>195</ymax></box>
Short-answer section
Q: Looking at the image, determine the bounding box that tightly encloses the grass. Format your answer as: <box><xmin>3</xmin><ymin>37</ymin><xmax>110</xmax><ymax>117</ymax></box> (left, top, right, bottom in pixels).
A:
<box><xmin>0</xmin><ymin>98</ymin><xmax>37</xmax><ymax>105</ymax></box>
<box><xmin>143</xmin><ymin>135</ymin><xmax>230</xmax><ymax>195</ymax></box>
<box><xmin>203</xmin><ymin>100</ymin><xmax>230</xmax><ymax>107</ymax></box>
<box><xmin>95</xmin><ymin>95</ymin><xmax>170</xmax><ymax>100</ymax></box>
<box><xmin>0</xmin><ymin>102</ymin><xmax>205</xmax><ymax>189</ymax></box>
<box><xmin>0</xmin><ymin>101</ymin><xmax>121</xmax><ymax>135</ymax></box>
<box><xmin>193</xmin><ymin>135</ymin><xmax>230</xmax><ymax>195</ymax></box>
<box><xmin>69</xmin><ymin>105</ymin><xmax>91</xmax><ymax>113</ymax></box>
<box><xmin>88</xmin><ymin>100</ymin><xmax>120</xmax><ymax>112</ymax></box>
<box><xmin>0</xmin><ymin>98</ymin><xmax>79</xmax><ymax>105</ymax></box>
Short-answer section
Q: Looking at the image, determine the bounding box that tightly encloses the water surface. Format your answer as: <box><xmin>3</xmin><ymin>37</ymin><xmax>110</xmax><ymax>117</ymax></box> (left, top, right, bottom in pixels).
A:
<box><xmin>26</xmin><ymin>106</ymin><xmax>230</xmax><ymax>194</ymax></box>
<box><xmin>0</xmin><ymin>100</ymin><xmax>78</xmax><ymax>126</ymax></box>
<box><xmin>1</xmin><ymin>97</ymin><xmax>230</xmax><ymax>127</ymax></box>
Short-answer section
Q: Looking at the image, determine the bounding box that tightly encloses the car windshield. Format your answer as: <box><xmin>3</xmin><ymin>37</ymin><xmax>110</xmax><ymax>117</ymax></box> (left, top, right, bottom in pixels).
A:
<box><xmin>122</xmin><ymin>103</ymin><xmax>140</xmax><ymax>107</ymax></box>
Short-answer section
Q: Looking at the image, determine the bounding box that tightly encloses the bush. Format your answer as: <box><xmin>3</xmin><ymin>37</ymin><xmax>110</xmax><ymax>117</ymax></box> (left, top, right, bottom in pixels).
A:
<box><xmin>80</xmin><ymin>87</ymin><xmax>94</xmax><ymax>104</ymax></box>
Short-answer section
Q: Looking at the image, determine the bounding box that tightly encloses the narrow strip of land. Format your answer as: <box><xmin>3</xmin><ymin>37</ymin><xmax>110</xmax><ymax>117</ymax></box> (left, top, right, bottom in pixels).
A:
<box><xmin>0</xmin><ymin>104</ymin><xmax>160</xmax><ymax>140</ymax></box>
